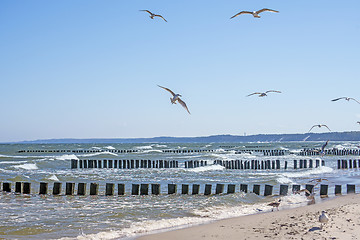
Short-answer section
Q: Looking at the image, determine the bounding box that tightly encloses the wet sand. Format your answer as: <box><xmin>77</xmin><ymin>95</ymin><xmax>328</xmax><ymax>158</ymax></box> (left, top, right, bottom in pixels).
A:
<box><xmin>137</xmin><ymin>194</ymin><xmax>360</xmax><ymax>240</ymax></box>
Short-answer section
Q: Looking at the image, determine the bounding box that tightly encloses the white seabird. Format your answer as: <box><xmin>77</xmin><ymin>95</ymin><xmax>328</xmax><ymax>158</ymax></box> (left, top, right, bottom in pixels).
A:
<box><xmin>158</xmin><ymin>85</ymin><xmax>191</xmax><ymax>114</ymax></box>
<box><xmin>247</xmin><ymin>90</ymin><xmax>281</xmax><ymax>97</ymax></box>
<box><xmin>331</xmin><ymin>97</ymin><xmax>360</xmax><ymax>104</ymax></box>
<box><xmin>231</xmin><ymin>8</ymin><xmax>279</xmax><ymax>19</ymax></box>
<box><xmin>268</xmin><ymin>199</ymin><xmax>281</xmax><ymax>211</ymax></box>
<box><xmin>308</xmin><ymin>124</ymin><xmax>331</xmax><ymax>133</ymax></box>
<box><xmin>140</xmin><ymin>10</ymin><xmax>167</xmax><ymax>22</ymax></box>
<box><xmin>319</xmin><ymin>210</ymin><xmax>329</xmax><ymax>229</ymax></box>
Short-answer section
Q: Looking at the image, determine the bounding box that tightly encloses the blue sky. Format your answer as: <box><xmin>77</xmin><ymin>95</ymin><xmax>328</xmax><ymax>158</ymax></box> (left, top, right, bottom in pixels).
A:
<box><xmin>1</xmin><ymin>0</ymin><xmax>359</xmax><ymax>142</ymax></box>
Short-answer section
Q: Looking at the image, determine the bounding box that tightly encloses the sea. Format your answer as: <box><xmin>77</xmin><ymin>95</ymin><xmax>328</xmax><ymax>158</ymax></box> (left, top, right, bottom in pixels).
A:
<box><xmin>1</xmin><ymin>141</ymin><xmax>360</xmax><ymax>240</ymax></box>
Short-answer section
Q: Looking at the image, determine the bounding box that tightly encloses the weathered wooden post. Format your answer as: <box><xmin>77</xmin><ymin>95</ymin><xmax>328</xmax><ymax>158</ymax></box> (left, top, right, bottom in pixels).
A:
<box><xmin>305</xmin><ymin>184</ymin><xmax>314</xmax><ymax>196</ymax></box>
<box><xmin>227</xmin><ymin>184</ymin><xmax>236</xmax><ymax>194</ymax></box>
<box><xmin>77</xmin><ymin>183</ymin><xmax>86</xmax><ymax>195</ymax></box>
<box><xmin>253</xmin><ymin>185</ymin><xmax>260</xmax><ymax>195</ymax></box>
<box><xmin>168</xmin><ymin>184</ymin><xmax>177</xmax><ymax>194</ymax></box>
<box><xmin>53</xmin><ymin>182</ymin><xmax>62</xmax><ymax>195</ymax></box>
<box><xmin>15</xmin><ymin>182</ymin><xmax>22</xmax><ymax>193</ymax></box>
<box><xmin>192</xmin><ymin>184</ymin><xmax>200</xmax><ymax>195</ymax></box>
<box><xmin>216</xmin><ymin>184</ymin><xmax>224</xmax><ymax>194</ymax></box>
<box><xmin>353</xmin><ymin>160</ymin><xmax>357</xmax><ymax>168</ymax></box>
<box><xmin>182</xmin><ymin>184</ymin><xmax>189</xmax><ymax>194</ymax></box>
<box><xmin>71</xmin><ymin>159</ymin><xmax>78</xmax><ymax>169</ymax></box>
<box><xmin>140</xmin><ymin>184</ymin><xmax>149</xmax><ymax>195</ymax></box>
<box><xmin>90</xmin><ymin>183</ymin><xmax>99</xmax><ymax>195</ymax></box>
<box><xmin>335</xmin><ymin>185</ymin><xmax>342</xmax><ymax>195</ymax></box>
<box><xmin>316</xmin><ymin>159</ymin><xmax>320</xmax><ymax>168</ymax></box>
<box><xmin>293</xmin><ymin>160</ymin><xmax>297</xmax><ymax>169</ymax></box>
<box><xmin>240</xmin><ymin>184</ymin><xmax>248</xmax><ymax>193</ymax></box>
<box><xmin>117</xmin><ymin>183</ymin><xmax>125</xmax><ymax>195</ymax></box>
<box><xmin>320</xmin><ymin>184</ymin><xmax>328</xmax><ymax>197</ymax></box>
<box><xmin>204</xmin><ymin>184</ymin><xmax>212</xmax><ymax>195</ymax></box>
<box><xmin>264</xmin><ymin>184</ymin><xmax>273</xmax><ymax>196</ymax></box>
<box><xmin>98</xmin><ymin>160</ymin><xmax>102</xmax><ymax>168</ymax></box>
<box><xmin>299</xmin><ymin>159</ymin><xmax>304</xmax><ymax>169</ymax></box>
<box><xmin>151</xmin><ymin>184</ymin><xmax>160</xmax><ymax>195</ymax></box>
<box><xmin>3</xmin><ymin>182</ymin><xmax>11</xmax><ymax>192</ymax></box>
<box><xmin>279</xmin><ymin>185</ymin><xmax>288</xmax><ymax>196</ymax></box>
<box><xmin>337</xmin><ymin>159</ymin><xmax>341</xmax><ymax>169</ymax></box>
<box><xmin>23</xmin><ymin>182</ymin><xmax>31</xmax><ymax>194</ymax></box>
<box><xmin>292</xmin><ymin>184</ymin><xmax>300</xmax><ymax>193</ymax></box>
<box><xmin>106</xmin><ymin>183</ymin><xmax>115</xmax><ymax>196</ymax></box>
<box><xmin>83</xmin><ymin>160</ymin><xmax>88</xmax><ymax>168</ymax></box>
<box><xmin>321</xmin><ymin>160</ymin><xmax>325</xmax><ymax>166</ymax></box>
<box><xmin>39</xmin><ymin>182</ymin><xmax>48</xmax><ymax>195</ymax></box>
<box><xmin>304</xmin><ymin>159</ymin><xmax>307</xmax><ymax>168</ymax></box>
<box><xmin>347</xmin><ymin>184</ymin><xmax>355</xmax><ymax>194</ymax></box>
<box><xmin>131</xmin><ymin>184</ymin><xmax>139</xmax><ymax>195</ymax></box>
<box><xmin>79</xmin><ymin>160</ymin><xmax>83</xmax><ymax>168</ymax></box>
<box><xmin>276</xmin><ymin>160</ymin><xmax>280</xmax><ymax>170</ymax></box>
<box><xmin>66</xmin><ymin>182</ymin><xmax>75</xmax><ymax>195</ymax></box>
<box><xmin>349</xmin><ymin>159</ymin><xmax>352</xmax><ymax>169</ymax></box>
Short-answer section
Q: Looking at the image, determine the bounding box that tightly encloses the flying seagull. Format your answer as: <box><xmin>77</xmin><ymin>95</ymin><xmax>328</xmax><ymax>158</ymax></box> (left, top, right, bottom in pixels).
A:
<box><xmin>308</xmin><ymin>124</ymin><xmax>331</xmax><ymax>133</ymax></box>
<box><xmin>319</xmin><ymin>210</ymin><xmax>329</xmax><ymax>229</ymax></box>
<box><xmin>247</xmin><ymin>90</ymin><xmax>281</xmax><ymax>97</ymax></box>
<box><xmin>158</xmin><ymin>85</ymin><xmax>190</xmax><ymax>114</ymax></box>
<box><xmin>357</xmin><ymin>121</ymin><xmax>360</xmax><ymax>124</ymax></box>
<box><xmin>140</xmin><ymin>10</ymin><xmax>167</xmax><ymax>22</ymax></box>
<box><xmin>331</xmin><ymin>97</ymin><xmax>360</xmax><ymax>104</ymax></box>
<box><xmin>230</xmin><ymin>8</ymin><xmax>279</xmax><ymax>19</ymax></box>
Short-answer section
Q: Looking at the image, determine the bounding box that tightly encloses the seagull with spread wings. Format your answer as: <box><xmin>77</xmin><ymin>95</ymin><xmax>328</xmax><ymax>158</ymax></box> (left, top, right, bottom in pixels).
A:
<box><xmin>230</xmin><ymin>8</ymin><xmax>279</xmax><ymax>19</ymax></box>
<box><xmin>331</xmin><ymin>97</ymin><xmax>360</xmax><ymax>104</ymax></box>
<box><xmin>247</xmin><ymin>90</ymin><xmax>281</xmax><ymax>97</ymax></box>
<box><xmin>140</xmin><ymin>10</ymin><xmax>167</xmax><ymax>22</ymax></box>
<box><xmin>308</xmin><ymin>124</ymin><xmax>331</xmax><ymax>133</ymax></box>
<box><xmin>158</xmin><ymin>85</ymin><xmax>190</xmax><ymax>114</ymax></box>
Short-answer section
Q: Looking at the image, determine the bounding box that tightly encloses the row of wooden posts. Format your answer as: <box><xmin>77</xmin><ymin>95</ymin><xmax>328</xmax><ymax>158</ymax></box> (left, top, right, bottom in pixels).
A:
<box><xmin>71</xmin><ymin>159</ymin><xmax>325</xmax><ymax>170</ymax></box>
<box><xmin>215</xmin><ymin>159</ymin><xmax>325</xmax><ymax>170</ymax></box>
<box><xmin>300</xmin><ymin>149</ymin><xmax>360</xmax><ymax>156</ymax></box>
<box><xmin>18</xmin><ymin>149</ymin><xmax>218</xmax><ymax>154</ymax></box>
<box><xmin>71</xmin><ymin>159</ymin><xmax>210</xmax><ymax>169</ymax></box>
<box><xmin>338</xmin><ymin>159</ymin><xmax>360</xmax><ymax>169</ymax></box>
<box><xmin>0</xmin><ymin>181</ymin><xmax>357</xmax><ymax>197</ymax></box>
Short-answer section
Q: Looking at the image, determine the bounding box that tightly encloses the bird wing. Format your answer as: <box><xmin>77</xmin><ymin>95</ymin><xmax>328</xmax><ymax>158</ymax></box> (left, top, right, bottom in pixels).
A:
<box><xmin>140</xmin><ymin>10</ymin><xmax>153</xmax><ymax>15</ymax></box>
<box><xmin>256</xmin><ymin>8</ymin><xmax>279</xmax><ymax>14</ymax></box>
<box><xmin>247</xmin><ymin>92</ymin><xmax>262</xmax><ymax>97</ymax></box>
<box><xmin>349</xmin><ymin>98</ymin><xmax>360</xmax><ymax>104</ymax></box>
<box><xmin>177</xmin><ymin>98</ymin><xmax>191</xmax><ymax>114</ymax></box>
<box><xmin>331</xmin><ymin>97</ymin><xmax>346</xmax><ymax>101</ymax></box>
<box><xmin>265</xmin><ymin>90</ymin><xmax>281</xmax><ymax>94</ymax></box>
<box><xmin>155</xmin><ymin>14</ymin><xmax>167</xmax><ymax>22</ymax></box>
<box><xmin>158</xmin><ymin>85</ymin><xmax>176</xmax><ymax>97</ymax></box>
<box><xmin>322</xmin><ymin>125</ymin><xmax>331</xmax><ymax>131</ymax></box>
<box><xmin>308</xmin><ymin>125</ymin><xmax>317</xmax><ymax>132</ymax></box>
<box><xmin>230</xmin><ymin>11</ymin><xmax>253</xmax><ymax>19</ymax></box>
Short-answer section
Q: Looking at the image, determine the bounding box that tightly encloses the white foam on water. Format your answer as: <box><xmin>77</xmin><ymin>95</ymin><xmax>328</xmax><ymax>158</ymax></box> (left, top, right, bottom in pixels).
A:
<box><xmin>79</xmin><ymin>152</ymin><xmax>118</xmax><ymax>157</ymax></box>
<box><xmin>152</xmin><ymin>144</ymin><xmax>167</xmax><ymax>148</ymax></box>
<box><xmin>48</xmin><ymin>174</ymin><xmax>60</xmax><ymax>181</ymax></box>
<box><xmin>13</xmin><ymin>163</ymin><xmax>38</xmax><ymax>170</ymax></box>
<box><xmin>104</xmin><ymin>146</ymin><xmax>116</xmax><ymax>150</ymax></box>
<box><xmin>135</xmin><ymin>145</ymin><xmax>153</xmax><ymax>150</ymax></box>
<box><xmin>0</xmin><ymin>160</ymin><xmax>28</xmax><ymax>164</ymax></box>
<box><xmin>276</xmin><ymin>176</ymin><xmax>294</xmax><ymax>184</ymax></box>
<box><xmin>55</xmin><ymin>154</ymin><xmax>79</xmax><ymax>161</ymax></box>
<box><xmin>187</xmin><ymin>165</ymin><xmax>225</xmax><ymax>172</ymax></box>
<box><xmin>281</xmin><ymin>166</ymin><xmax>333</xmax><ymax>178</ymax></box>
<box><xmin>141</xmin><ymin>150</ymin><xmax>163</xmax><ymax>154</ymax></box>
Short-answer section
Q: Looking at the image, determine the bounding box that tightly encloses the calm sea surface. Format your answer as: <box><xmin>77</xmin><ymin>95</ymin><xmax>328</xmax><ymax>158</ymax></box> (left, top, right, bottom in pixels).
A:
<box><xmin>1</xmin><ymin>142</ymin><xmax>360</xmax><ymax>239</ymax></box>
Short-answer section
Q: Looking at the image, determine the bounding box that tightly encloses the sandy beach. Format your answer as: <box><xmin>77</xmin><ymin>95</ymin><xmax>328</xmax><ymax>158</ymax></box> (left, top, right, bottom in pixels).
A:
<box><xmin>137</xmin><ymin>194</ymin><xmax>360</xmax><ymax>240</ymax></box>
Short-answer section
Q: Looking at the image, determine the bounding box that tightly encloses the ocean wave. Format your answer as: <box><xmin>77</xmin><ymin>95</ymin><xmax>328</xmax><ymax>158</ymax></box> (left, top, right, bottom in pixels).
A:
<box><xmin>13</xmin><ymin>163</ymin><xmax>38</xmax><ymax>170</ymax></box>
<box><xmin>281</xmin><ymin>166</ymin><xmax>333</xmax><ymax>178</ymax></box>
<box><xmin>104</xmin><ymin>146</ymin><xmax>116</xmax><ymax>150</ymax></box>
<box><xmin>78</xmin><ymin>152</ymin><xmax>118</xmax><ymax>157</ymax></box>
<box><xmin>135</xmin><ymin>145</ymin><xmax>153</xmax><ymax>150</ymax></box>
<box><xmin>187</xmin><ymin>165</ymin><xmax>225</xmax><ymax>172</ymax></box>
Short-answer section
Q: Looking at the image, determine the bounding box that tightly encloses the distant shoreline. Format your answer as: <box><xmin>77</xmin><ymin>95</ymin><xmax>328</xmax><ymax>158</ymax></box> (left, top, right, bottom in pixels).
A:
<box><xmin>5</xmin><ymin>131</ymin><xmax>360</xmax><ymax>144</ymax></box>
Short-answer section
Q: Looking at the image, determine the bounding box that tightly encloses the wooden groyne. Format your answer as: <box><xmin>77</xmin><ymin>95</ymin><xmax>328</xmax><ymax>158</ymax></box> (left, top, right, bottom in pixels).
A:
<box><xmin>337</xmin><ymin>159</ymin><xmax>360</xmax><ymax>169</ymax></box>
<box><xmin>1</xmin><ymin>181</ymin><xmax>357</xmax><ymax>197</ymax></box>
<box><xmin>300</xmin><ymin>148</ymin><xmax>360</xmax><ymax>156</ymax></box>
<box><xmin>71</xmin><ymin>159</ymin><xmax>326</xmax><ymax>170</ymax></box>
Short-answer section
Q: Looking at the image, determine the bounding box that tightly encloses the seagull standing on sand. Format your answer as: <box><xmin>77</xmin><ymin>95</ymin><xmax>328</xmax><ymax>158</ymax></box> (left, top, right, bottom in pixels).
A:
<box><xmin>308</xmin><ymin>124</ymin><xmax>331</xmax><ymax>133</ymax></box>
<box><xmin>158</xmin><ymin>85</ymin><xmax>191</xmax><ymax>114</ymax></box>
<box><xmin>331</xmin><ymin>97</ymin><xmax>360</xmax><ymax>104</ymax></box>
<box><xmin>230</xmin><ymin>8</ymin><xmax>279</xmax><ymax>19</ymax></box>
<box><xmin>319</xmin><ymin>210</ymin><xmax>329</xmax><ymax>229</ymax></box>
<box><xmin>140</xmin><ymin>10</ymin><xmax>167</xmax><ymax>22</ymax></box>
<box><xmin>268</xmin><ymin>199</ymin><xmax>281</xmax><ymax>211</ymax></box>
<box><xmin>247</xmin><ymin>90</ymin><xmax>281</xmax><ymax>97</ymax></box>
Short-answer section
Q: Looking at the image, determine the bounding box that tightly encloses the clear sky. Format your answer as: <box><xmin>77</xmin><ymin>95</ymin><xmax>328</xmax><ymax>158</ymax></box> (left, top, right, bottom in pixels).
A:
<box><xmin>1</xmin><ymin>0</ymin><xmax>360</xmax><ymax>142</ymax></box>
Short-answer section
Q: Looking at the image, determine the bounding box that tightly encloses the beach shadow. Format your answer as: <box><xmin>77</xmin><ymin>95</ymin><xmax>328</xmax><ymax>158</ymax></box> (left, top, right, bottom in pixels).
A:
<box><xmin>309</xmin><ymin>227</ymin><xmax>321</xmax><ymax>232</ymax></box>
